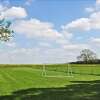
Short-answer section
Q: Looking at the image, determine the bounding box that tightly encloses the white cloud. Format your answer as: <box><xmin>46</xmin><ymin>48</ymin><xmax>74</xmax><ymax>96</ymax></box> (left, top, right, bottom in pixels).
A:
<box><xmin>90</xmin><ymin>37</ymin><xmax>100</xmax><ymax>44</ymax></box>
<box><xmin>0</xmin><ymin>40</ymin><xmax>17</xmax><ymax>48</ymax></box>
<box><xmin>96</xmin><ymin>0</ymin><xmax>100</xmax><ymax>5</ymax></box>
<box><xmin>63</xmin><ymin>11</ymin><xmax>100</xmax><ymax>32</ymax></box>
<box><xmin>0</xmin><ymin>48</ymin><xmax>40</xmax><ymax>64</ymax></box>
<box><xmin>90</xmin><ymin>12</ymin><xmax>100</xmax><ymax>29</ymax></box>
<box><xmin>0</xmin><ymin>42</ymin><xmax>97</xmax><ymax>64</ymax></box>
<box><xmin>0</xmin><ymin>5</ymin><xmax>7</xmax><ymax>19</ymax></box>
<box><xmin>5</xmin><ymin>42</ymin><xmax>16</xmax><ymax>48</ymax></box>
<box><xmin>0</xmin><ymin>5</ymin><xmax>27</xmax><ymax>19</ymax></box>
<box><xmin>62</xmin><ymin>0</ymin><xmax>100</xmax><ymax>32</ymax></box>
<box><xmin>0</xmin><ymin>5</ymin><xmax>6</xmax><ymax>12</ymax></box>
<box><xmin>63</xmin><ymin>44</ymin><xmax>89</xmax><ymax>50</ymax></box>
<box><xmin>39</xmin><ymin>42</ymin><xmax>51</xmax><ymax>47</ymax></box>
<box><xmin>0</xmin><ymin>47</ymin><xmax>77</xmax><ymax>64</ymax></box>
<box><xmin>63</xmin><ymin>18</ymin><xmax>90</xmax><ymax>31</ymax></box>
<box><xmin>85</xmin><ymin>7</ymin><xmax>95</xmax><ymax>13</ymax></box>
<box><xmin>56</xmin><ymin>38</ymin><xmax>69</xmax><ymax>45</ymax></box>
<box><xmin>89</xmin><ymin>37</ymin><xmax>100</xmax><ymax>56</ymax></box>
<box><xmin>85</xmin><ymin>0</ymin><xmax>100</xmax><ymax>13</ymax></box>
<box><xmin>12</xmin><ymin>19</ymin><xmax>63</xmax><ymax>40</ymax></box>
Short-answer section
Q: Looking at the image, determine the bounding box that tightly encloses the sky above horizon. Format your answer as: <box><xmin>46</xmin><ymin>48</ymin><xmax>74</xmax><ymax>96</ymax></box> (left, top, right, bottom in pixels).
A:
<box><xmin>0</xmin><ymin>0</ymin><xmax>100</xmax><ymax>64</ymax></box>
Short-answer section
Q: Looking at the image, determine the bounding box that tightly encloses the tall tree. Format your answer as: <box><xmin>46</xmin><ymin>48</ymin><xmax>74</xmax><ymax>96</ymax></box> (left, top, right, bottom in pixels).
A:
<box><xmin>0</xmin><ymin>19</ymin><xmax>13</xmax><ymax>42</ymax></box>
<box><xmin>77</xmin><ymin>49</ymin><xmax>97</xmax><ymax>63</ymax></box>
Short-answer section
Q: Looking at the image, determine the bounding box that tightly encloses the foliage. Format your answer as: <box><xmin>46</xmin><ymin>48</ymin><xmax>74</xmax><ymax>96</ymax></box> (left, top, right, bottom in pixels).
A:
<box><xmin>0</xmin><ymin>19</ymin><xmax>14</xmax><ymax>41</ymax></box>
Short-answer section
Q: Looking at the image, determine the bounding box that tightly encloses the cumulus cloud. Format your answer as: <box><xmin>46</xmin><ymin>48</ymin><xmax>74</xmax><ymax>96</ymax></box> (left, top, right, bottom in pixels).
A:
<box><xmin>62</xmin><ymin>0</ymin><xmax>100</xmax><ymax>33</ymax></box>
<box><xmin>12</xmin><ymin>18</ymin><xmax>63</xmax><ymax>40</ymax></box>
<box><xmin>62</xmin><ymin>18</ymin><xmax>90</xmax><ymax>31</ymax></box>
<box><xmin>0</xmin><ymin>4</ymin><xmax>71</xmax><ymax>47</ymax></box>
<box><xmin>0</xmin><ymin>5</ymin><xmax>27</xmax><ymax>19</ymax></box>
<box><xmin>63</xmin><ymin>11</ymin><xmax>100</xmax><ymax>32</ymax></box>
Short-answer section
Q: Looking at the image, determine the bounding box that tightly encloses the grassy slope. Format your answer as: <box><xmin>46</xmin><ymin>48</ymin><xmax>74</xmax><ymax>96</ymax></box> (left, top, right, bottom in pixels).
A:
<box><xmin>0</xmin><ymin>64</ymin><xmax>100</xmax><ymax>100</ymax></box>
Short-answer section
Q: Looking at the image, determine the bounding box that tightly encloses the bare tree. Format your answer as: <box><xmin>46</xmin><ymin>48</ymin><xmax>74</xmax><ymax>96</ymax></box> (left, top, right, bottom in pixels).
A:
<box><xmin>77</xmin><ymin>49</ymin><xmax>97</xmax><ymax>63</ymax></box>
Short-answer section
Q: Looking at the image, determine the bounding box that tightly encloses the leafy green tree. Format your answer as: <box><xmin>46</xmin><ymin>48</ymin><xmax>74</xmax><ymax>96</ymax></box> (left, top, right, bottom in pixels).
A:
<box><xmin>0</xmin><ymin>19</ymin><xmax>13</xmax><ymax>41</ymax></box>
<box><xmin>77</xmin><ymin>49</ymin><xmax>97</xmax><ymax>63</ymax></box>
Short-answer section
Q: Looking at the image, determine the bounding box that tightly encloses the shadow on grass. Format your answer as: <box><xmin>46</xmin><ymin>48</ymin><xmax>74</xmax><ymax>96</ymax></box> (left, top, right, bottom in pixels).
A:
<box><xmin>0</xmin><ymin>80</ymin><xmax>100</xmax><ymax>100</ymax></box>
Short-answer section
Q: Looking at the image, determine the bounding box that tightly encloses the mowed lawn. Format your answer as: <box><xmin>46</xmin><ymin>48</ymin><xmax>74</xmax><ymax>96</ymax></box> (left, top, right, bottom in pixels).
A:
<box><xmin>0</xmin><ymin>64</ymin><xmax>100</xmax><ymax>100</ymax></box>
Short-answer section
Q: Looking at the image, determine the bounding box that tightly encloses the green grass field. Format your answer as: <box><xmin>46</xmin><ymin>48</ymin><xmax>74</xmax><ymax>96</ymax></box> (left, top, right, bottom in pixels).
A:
<box><xmin>0</xmin><ymin>64</ymin><xmax>100</xmax><ymax>100</ymax></box>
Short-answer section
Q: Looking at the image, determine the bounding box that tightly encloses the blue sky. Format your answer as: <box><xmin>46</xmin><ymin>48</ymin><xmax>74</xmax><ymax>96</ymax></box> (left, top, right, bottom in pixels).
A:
<box><xmin>0</xmin><ymin>0</ymin><xmax>100</xmax><ymax>64</ymax></box>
